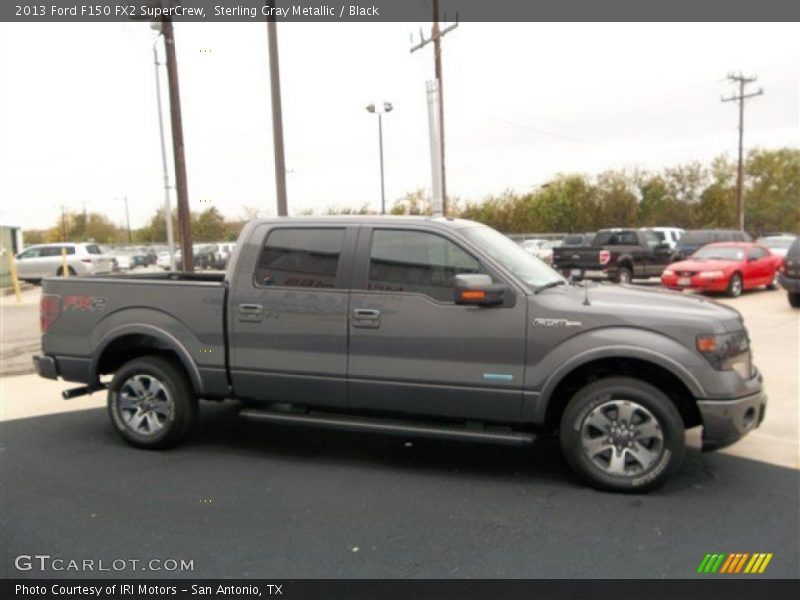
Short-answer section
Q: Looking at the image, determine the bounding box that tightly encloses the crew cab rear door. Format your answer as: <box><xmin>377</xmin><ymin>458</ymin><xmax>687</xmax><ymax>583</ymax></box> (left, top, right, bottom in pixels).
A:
<box><xmin>347</xmin><ymin>225</ymin><xmax>527</xmax><ymax>422</ymax></box>
<box><xmin>227</xmin><ymin>223</ymin><xmax>358</xmax><ymax>408</ymax></box>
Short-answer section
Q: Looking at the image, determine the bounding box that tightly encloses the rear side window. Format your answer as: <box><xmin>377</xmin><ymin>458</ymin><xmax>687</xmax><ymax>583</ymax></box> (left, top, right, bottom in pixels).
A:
<box><xmin>593</xmin><ymin>231</ymin><xmax>638</xmax><ymax>246</ymax></box>
<box><xmin>85</xmin><ymin>244</ymin><xmax>102</xmax><ymax>255</ymax></box>
<box><xmin>40</xmin><ymin>246</ymin><xmax>75</xmax><ymax>257</ymax></box>
<box><xmin>367</xmin><ymin>229</ymin><xmax>481</xmax><ymax>302</ymax></box>
<box><xmin>256</xmin><ymin>228</ymin><xmax>345</xmax><ymax>288</ymax></box>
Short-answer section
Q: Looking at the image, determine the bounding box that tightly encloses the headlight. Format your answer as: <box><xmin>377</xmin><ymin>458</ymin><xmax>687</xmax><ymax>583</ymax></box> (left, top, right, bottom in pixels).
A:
<box><xmin>663</xmin><ymin>269</ymin><xmax>674</xmax><ymax>276</ymax></box>
<box><xmin>697</xmin><ymin>270</ymin><xmax>725</xmax><ymax>279</ymax></box>
<box><xmin>696</xmin><ymin>331</ymin><xmax>751</xmax><ymax>377</ymax></box>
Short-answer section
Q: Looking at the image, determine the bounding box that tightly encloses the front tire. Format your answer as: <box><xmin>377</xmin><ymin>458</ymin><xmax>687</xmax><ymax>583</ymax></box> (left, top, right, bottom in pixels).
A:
<box><xmin>107</xmin><ymin>356</ymin><xmax>197</xmax><ymax>449</ymax></box>
<box><xmin>559</xmin><ymin>377</ymin><xmax>685</xmax><ymax>493</ymax></box>
<box><xmin>726</xmin><ymin>272</ymin><xmax>743</xmax><ymax>297</ymax></box>
<box><xmin>789</xmin><ymin>292</ymin><xmax>800</xmax><ymax>308</ymax></box>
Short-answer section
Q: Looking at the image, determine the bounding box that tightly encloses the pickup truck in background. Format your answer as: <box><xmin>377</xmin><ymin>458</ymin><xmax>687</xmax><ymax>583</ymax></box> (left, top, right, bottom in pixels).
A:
<box><xmin>33</xmin><ymin>217</ymin><xmax>766</xmax><ymax>492</ymax></box>
<box><xmin>552</xmin><ymin>228</ymin><xmax>675</xmax><ymax>283</ymax></box>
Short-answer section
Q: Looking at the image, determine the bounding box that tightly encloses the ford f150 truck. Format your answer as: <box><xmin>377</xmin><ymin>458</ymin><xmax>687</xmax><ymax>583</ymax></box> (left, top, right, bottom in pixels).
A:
<box><xmin>33</xmin><ymin>217</ymin><xmax>766</xmax><ymax>492</ymax></box>
<box><xmin>553</xmin><ymin>228</ymin><xmax>675</xmax><ymax>283</ymax></box>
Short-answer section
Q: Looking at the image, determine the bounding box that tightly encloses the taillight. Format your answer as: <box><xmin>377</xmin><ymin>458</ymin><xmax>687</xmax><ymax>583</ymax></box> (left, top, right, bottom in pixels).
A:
<box><xmin>40</xmin><ymin>294</ymin><xmax>61</xmax><ymax>333</ymax></box>
<box><xmin>599</xmin><ymin>250</ymin><xmax>611</xmax><ymax>265</ymax></box>
<box><xmin>81</xmin><ymin>258</ymin><xmax>92</xmax><ymax>263</ymax></box>
<box><xmin>779</xmin><ymin>261</ymin><xmax>786</xmax><ymax>273</ymax></box>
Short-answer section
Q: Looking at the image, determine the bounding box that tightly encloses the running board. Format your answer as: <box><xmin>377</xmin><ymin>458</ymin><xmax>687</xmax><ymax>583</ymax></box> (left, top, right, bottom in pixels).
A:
<box><xmin>239</xmin><ymin>409</ymin><xmax>536</xmax><ymax>446</ymax></box>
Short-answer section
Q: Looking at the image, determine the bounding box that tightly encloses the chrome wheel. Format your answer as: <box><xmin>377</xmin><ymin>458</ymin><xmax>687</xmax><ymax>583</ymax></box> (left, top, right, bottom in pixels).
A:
<box><xmin>116</xmin><ymin>374</ymin><xmax>173</xmax><ymax>436</ymax></box>
<box><xmin>729</xmin><ymin>274</ymin><xmax>742</xmax><ymax>297</ymax></box>
<box><xmin>580</xmin><ymin>399</ymin><xmax>664</xmax><ymax>477</ymax></box>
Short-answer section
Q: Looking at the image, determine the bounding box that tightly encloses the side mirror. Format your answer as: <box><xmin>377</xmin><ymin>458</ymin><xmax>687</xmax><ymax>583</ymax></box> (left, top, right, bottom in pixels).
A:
<box><xmin>454</xmin><ymin>273</ymin><xmax>506</xmax><ymax>307</ymax></box>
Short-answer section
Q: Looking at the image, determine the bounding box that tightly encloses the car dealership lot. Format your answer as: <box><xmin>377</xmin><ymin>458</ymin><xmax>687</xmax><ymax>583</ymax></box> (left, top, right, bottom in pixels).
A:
<box><xmin>0</xmin><ymin>283</ymin><xmax>797</xmax><ymax>578</ymax></box>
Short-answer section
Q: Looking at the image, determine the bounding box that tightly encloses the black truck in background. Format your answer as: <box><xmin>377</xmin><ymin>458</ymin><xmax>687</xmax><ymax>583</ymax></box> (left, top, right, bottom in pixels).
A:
<box><xmin>553</xmin><ymin>228</ymin><xmax>674</xmax><ymax>283</ymax></box>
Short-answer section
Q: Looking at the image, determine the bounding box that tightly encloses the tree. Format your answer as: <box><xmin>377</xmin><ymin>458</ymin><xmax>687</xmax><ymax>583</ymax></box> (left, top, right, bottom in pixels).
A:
<box><xmin>390</xmin><ymin>189</ymin><xmax>432</xmax><ymax>215</ymax></box>
<box><xmin>42</xmin><ymin>211</ymin><xmax>120</xmax><ymax>244</ymax></box>
<box><xmin>745</xmin><ymin>148</ymin><xmax>800</xmax><ymax>234</ymax></box>
<box><xmin>595</xmin><ymin>170</ymin><xmax>638</xmax><ymax>229</ymax></box>
<box><xmin>192</xmin><ymin>207</ymin><xmax>226</xmax><ymax>242</ymax></box>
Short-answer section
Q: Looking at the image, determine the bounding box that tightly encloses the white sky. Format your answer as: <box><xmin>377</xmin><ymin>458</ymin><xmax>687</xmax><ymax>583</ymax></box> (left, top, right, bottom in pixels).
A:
<box><xmin>0</xmin><ymin>21</ymin><xmax>798</xmax><ymax>230</ymax></box>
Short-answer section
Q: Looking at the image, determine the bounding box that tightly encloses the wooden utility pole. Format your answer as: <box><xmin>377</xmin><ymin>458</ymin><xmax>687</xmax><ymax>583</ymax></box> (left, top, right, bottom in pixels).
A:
<box><xmin>410</xmin><ymin>0</ymin><xmax>457</xmax><ymax>215</ymax></box>
<box><xmin>722</xmin><ymin>73</ymin><xmax>763</xmax><ymax>231</ymax></box>
<box><xmin>161</xmin><ymin>18</ymin><xmax>194</xmax><ymax>271</ymax></box>
<box><xmin>267</xmin><ymin>4</ymin><xmax>288</xmax><ymax>216</ymax></box>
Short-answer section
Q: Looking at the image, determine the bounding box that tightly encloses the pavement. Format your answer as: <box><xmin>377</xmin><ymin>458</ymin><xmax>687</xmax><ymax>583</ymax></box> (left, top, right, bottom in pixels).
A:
<box><xmin>0</xmin><ymin>282</ymin><xmax>798</xmax><ymax>579</ymax></box>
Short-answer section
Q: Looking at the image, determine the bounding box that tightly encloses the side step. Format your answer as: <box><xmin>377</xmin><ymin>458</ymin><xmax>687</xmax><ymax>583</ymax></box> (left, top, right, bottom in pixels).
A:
<box><xmin>239</xmin><ymin>408</ymin><xmax>536</xmax><ymax>447</ymax></box>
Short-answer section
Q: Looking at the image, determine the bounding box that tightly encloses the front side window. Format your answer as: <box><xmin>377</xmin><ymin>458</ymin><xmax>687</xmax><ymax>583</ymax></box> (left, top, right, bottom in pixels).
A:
<box><xmin>18</xmin><ymin>248</ymin><xmax>40</xmax><ymax>259</ymax></box>
<box><xmin>644</xmin><ymin>231</ymin><xmax>660</xmax><ymax>248</ymax></box>
<box><xmin>367</xmin><ymin>230</ymin><xmax>481</xmax><ymax>302</ymax></box>
<box><xmin>40</xmin><ymin>246</ymin><xmax>75</xmax><ymax>257</ymax></box>
<box><xmin>748</xmin><ymin>247</ymin><xmax>769</xmax><ymax>260</ymax></box>
<box><xmin>256</xmin><ymin>228</ymin><xmax>345</xmax><ymax>288</ymax></box>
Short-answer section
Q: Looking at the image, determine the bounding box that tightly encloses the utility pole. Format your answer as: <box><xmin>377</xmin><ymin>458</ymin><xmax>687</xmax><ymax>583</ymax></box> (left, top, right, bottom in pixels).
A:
<box><xmin>267</xmin><ymin>2</ymin><xmax>288</xmax><ymax>216</ymax></box>
<box><xmin>411</xmin><ymin>0</ymin><xmax>457</xmax><ymax>215</ymax></box>
<box><xmin>61</xmin><ymin>205</ymin><xmax>67</xmax><ymax>242</ymax></box>
<box><xmin>153</xmin><ymin>31</ymin><xmax>176</xmax><ymax>269</ymax></box>
<box><xmin>161</xmin><ymin>17</ymin><xmax>194</xmax><ymax>271</ymax></box>
<box><xmin>722</xmin><ymin>73</ymin><xmax>763</xmax><ymax>231</ymax></box>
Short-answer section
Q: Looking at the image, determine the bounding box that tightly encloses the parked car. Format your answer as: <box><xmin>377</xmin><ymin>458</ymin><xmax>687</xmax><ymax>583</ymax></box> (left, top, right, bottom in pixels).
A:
<box><xmin>756</xmin><ymin>234</ymin><xmax>796</xmax><ymax>258</ymax></box>
<box><xmin>778</xmin><ymin>236</ymin><xmax>800</xmax><ymax>308</ymax></box>
<box><xmin>643</xmin><ymin>227</ymin><xmax>686</xmax><ymax>250</ymax></box>
<box><xmin>156</xmin><ymin>250</ymin><xmax>174</xmax><ymax>270</ymax></box>
<box><xmin>33</xmin><ymin>217</ymin><xmax>766</xmax><ymax>492</ymax></box>
<box><xmin>520</xmin><ymin>238</ymin><xmax>557</xmax><ymax>264</ymax></box>
<box><xmin>661</xmin><ymin>242</ymin><xmax>782</xmax><ymax>297</ymax></box>
<box><xmin>552</xmin><ymin>228</ymin><xmax>673</xmax><ymax>283</ymax></box>
<box><xmin>674</xmin><ymin>229</ymin><xmax>751</xmax><ymax>260</ymax></box>
<box><xmin>113</xmin><ymin>248</ymin><xmax>133</xmax><ymax>271</ymax></box>
<box><xmin>15</xmin><ymin>243</ymin><xmax>113</xmax><ymax>282</ymax></box>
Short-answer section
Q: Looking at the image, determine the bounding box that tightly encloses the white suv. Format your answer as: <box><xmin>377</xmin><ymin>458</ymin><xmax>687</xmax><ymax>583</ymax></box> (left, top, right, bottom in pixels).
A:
<box><xmin>641</xmin><ymin>227</ymin><xmax>685</xmax><ymax>250</ymax></box>
<box><xmin>15</xmin><ymin>243</ymin><xmax>114</xmax><ymax>282</ymax></box>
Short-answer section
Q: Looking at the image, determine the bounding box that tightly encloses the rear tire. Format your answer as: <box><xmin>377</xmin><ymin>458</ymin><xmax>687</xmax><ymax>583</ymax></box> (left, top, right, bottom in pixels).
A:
<box><xmin>766</xmin><ymin>271</ymin><xmax>779</xmax><ymax>290</ymax></box>
<box><xmin>789</xmin><ymin>292</ymin><xmax>800</xmax><ymax>308</ymax></box>
<box><xmin>614</xmin><ymin>266</ymin><xmax>633</xmax><ymax>285</ymax></box>
<box><xmin>107</xmin><ymin>356</ymin><xmax>197</xmax><ymax>449</ymax></box>
<box><xmin>57</xmin><ymin>266</ymin><xmax>76</xmax><ymax>277</ymax></box>
<box><xmin>559</xmin><ymin>377</ymin><xmax>685</xmax><ymax>493</ymax></box>
<box><xmin>726</xmin><ymin>272</ymin><xmax>743</xmax><ymax>297</ymax></box>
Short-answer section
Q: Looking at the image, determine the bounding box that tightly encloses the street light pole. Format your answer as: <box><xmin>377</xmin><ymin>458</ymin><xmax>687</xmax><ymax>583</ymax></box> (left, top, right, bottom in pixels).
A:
<box><xmin>366</xmin><ymin>102</ymin><xmax>393</xmax><ymax>215</ymax></box>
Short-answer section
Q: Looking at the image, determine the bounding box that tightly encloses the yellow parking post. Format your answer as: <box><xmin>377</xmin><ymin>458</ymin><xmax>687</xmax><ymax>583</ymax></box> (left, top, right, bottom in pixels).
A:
<box><xmin>61</xmin><ymin>246</ymin><xmax>69</xmax><ymax>277</ymax></box>
<box><xmin>7</xmin><ymin>251</ymin><xmax>22</xmax><ymax>302</ymax></box>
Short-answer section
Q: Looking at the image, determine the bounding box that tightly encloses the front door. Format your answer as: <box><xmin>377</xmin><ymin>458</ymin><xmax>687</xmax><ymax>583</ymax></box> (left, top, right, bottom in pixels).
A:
<box><xmin>228</xmin><ymin>224</ymin><xmax>357</xmax><ymax>409</ymax></box>
<box><xmin>348</xmin><ymin>227</ymin><xmax>527</xmax><ymax>422</ymax></box>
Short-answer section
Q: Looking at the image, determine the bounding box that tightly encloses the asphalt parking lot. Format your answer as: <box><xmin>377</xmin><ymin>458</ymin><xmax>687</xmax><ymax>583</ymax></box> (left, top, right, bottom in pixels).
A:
<box><xmin>1</xmin><ymin>283</ymin><xmax>798</xmax><ymax>579</ymax></box>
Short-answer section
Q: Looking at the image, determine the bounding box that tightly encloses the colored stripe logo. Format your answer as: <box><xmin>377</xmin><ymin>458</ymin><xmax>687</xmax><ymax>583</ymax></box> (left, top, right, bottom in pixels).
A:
<box><xmin>696</xmin><ymin>553</ymin><xmax>773</xmax><ymax>574</ymax></box>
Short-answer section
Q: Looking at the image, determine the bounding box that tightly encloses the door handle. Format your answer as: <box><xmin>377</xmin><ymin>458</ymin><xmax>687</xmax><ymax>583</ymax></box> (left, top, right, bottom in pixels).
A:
<box><xmin>238</xmin><ymin>303</ymin><xmax>264</xmax><ymax>322</ymax></box>
<box><xmin>352</xmin><ymin>308</ymin><xmax>380</xmax><ymax>320</ymax></box>
<box><xmin>239</xmin><ymin>304</ymin><xmax>263</xmax><ymax>313</ymax></box>
<box><xmin>351</xmin><ymin>308</ymin><xmax>381</xmax><ymax>328</ymax></box>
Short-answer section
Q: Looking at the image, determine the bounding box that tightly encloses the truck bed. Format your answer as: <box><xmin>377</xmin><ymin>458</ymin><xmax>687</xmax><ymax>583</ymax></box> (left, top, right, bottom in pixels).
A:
<box><xmin>40</xmin><ymin>272</ymin><xmax>229</xmax><ymax>398</ymax></box>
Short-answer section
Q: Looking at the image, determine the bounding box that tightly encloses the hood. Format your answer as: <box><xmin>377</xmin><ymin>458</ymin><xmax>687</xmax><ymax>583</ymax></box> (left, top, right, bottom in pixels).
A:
<box><xmin>668</xmin><ymin>258</ymin><xmax>738</xmax><ymax>272</ymax></box>
<box><xmin>532</xmin><ymin>283</ymin><xmax>744</xmax><ymax>336</ymax></box>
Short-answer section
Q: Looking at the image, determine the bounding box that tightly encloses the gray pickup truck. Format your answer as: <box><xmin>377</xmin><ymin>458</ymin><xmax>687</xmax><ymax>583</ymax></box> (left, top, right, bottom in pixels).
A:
<box><xmin>33</xmin><ymin>217</ymin><xmax>767</xmax><ymax>492</ymax></box>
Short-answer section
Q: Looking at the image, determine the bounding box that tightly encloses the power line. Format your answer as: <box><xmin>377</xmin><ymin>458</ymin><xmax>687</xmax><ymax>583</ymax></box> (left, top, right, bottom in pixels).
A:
<box><xmin>721</xmin><ymin>72</ymin><xmax>763</xmax><ymax>231</ymax></box>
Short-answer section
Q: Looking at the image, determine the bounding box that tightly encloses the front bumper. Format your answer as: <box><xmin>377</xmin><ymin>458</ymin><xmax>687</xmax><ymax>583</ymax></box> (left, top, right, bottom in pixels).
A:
<box><xmin>697</xmin><ymin>389</ymin><xmax>767</xmax><ymax>451</ymax></box>
<box><xmin>661</xmin><ymin>274</ymin><xmax>729</xmax><ymax>293</ymax></box>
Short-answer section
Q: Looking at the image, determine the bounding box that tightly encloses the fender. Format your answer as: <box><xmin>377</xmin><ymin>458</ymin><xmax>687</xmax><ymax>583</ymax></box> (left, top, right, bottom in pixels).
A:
<box><xmin>90</xmin><ymin>323</ymin><xmax>204</xmax><ymax>394</ymax></box>
<box><xmin>524</xmin><ymin>327</ymin><xmax>707</xmax><ymax>424</ymax></box>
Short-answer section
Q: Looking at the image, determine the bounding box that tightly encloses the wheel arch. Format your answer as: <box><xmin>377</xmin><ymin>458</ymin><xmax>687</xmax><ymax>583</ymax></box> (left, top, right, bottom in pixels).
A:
<box><xmin>532</xmin><ymin>348</ymin><xmax>704</xmax><ymax>432</ymax></box>
<box><xmin>91</xmin><ymin>325</ymin><xmax>202</xmax><ymax>394</ymax></box>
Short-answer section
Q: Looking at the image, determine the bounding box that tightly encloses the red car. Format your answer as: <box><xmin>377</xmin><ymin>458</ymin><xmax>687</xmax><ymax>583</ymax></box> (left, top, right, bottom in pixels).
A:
<box><xmin>661</xmin><ymin>242</ymin><xmax>782</xmax><ymax>297</ymax></box>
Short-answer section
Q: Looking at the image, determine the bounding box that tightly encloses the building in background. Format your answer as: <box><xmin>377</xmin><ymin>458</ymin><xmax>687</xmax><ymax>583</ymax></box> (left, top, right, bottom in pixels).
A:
<box><xmin>0</xmin><ymin>225</ymin><xmax>24</xmax><ymax>287</ymax></box>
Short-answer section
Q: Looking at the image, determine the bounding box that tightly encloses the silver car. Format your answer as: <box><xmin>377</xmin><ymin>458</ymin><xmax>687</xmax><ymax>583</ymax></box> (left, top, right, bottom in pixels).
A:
<box><xmin>15</xmin><ymin>243</ymin><xmax>114</xmax><ymax>282</ymax></box>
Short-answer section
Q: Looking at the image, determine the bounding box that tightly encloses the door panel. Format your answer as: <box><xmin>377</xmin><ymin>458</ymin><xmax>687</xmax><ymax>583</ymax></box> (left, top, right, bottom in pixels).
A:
<box><xmin>348</xmin><ymin>228</ymin><xmax>527</xmax><ymax>422</ymax></box>
<box><xmin>228</xmin><ymin>225</ymin><xmax>356</xmax><ymax>408</ymax></box>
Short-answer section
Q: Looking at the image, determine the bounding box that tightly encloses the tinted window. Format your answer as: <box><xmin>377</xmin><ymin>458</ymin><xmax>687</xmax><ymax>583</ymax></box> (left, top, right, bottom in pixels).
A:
<box><xmin>787</xmin><ymin>238</ymin><xmax>800</xmax><ymax>260</ymax></box>
<box><xmin>643</xmin><ymin>231</ymin><xmax>660</xmax><ymax>248</ymax></box>
<box><xmin>367</xmin><ymin>230</ymin><xmax>481</xmax><ymax>302</ymax></box>
<box><xmin>40</xmin><ymin>246</ymin><xmax>75</xmax><ymax>257</ymax></box>
<box><xmin>86</xmin><ymin>244</ymin><xmax>102</xmax><ymax>255</ymax></box>
<box><xmin>593</xmin><ymin>231</ymin><xmax>638</xmax><ymax>246</ymax></box>
<box><xmin>18</xmin><ymin>248</ymin><xmax>40</xmax><ymax>259</ymax></box>
<box><xmin>653</xmin><ymin>231</ymin><xmax>666</xmax><ymax>241</ymax></box>
<box><xmin>563</xmin><ymin>234</ymin><xmax>584</xmax><ymax>246</ymax></box>
<box><xmin>256</xmin><ymin>228</ymin><xmax>345</xmax><ymax>288</ymax></box>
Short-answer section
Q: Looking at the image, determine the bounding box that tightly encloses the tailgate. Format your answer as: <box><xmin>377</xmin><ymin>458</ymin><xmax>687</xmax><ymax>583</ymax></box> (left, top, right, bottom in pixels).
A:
<box><xmin>553</xmin><ymin>247</ymin><xmax>602</xmax><ymax>269</ymax></box>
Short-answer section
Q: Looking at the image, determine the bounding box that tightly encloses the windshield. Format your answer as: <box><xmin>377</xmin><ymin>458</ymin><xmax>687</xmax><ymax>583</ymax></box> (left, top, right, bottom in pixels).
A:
<box><xmin>693</xmin><ymin>246</ymin><xmax>744</xmax><ymax>261</ymax></box>
<box><xmin>462</xmin><ymin>226</ymin><xmax>564</xmax><ymax>290</ymax></box>
<box><xmin>758</xmin><ymin>237</ymin><xmax>794</xmax><ymax>249</ymax></box>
